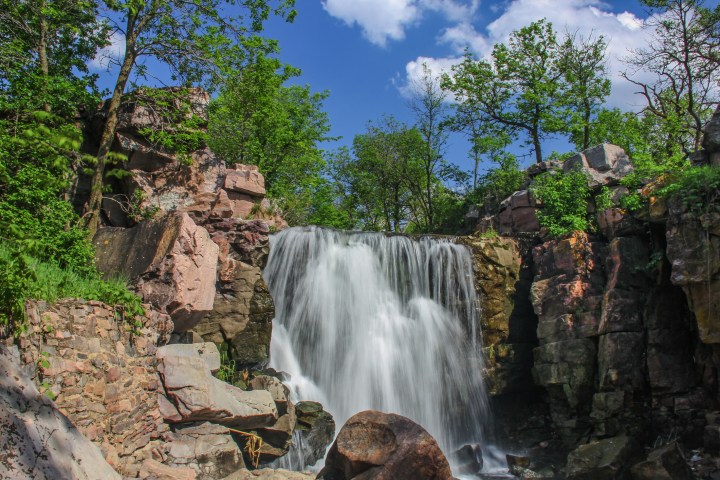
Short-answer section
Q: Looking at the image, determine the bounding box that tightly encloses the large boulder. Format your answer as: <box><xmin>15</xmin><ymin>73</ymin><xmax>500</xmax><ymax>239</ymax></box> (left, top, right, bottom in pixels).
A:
<box><xmin>157</xmin><ymin>350</ymin><xmax>278</xmax><ymax>428</ymax></box>
<box><xmin>94</xmin><ymin>212</ymin><xmax>219</xmax><ymax>332</ymax></box>
<box><xmin>293</xmin><ymin>401</ymin><xmax>336</xmax><ymax>467</ymax></box>
<box><xmin>317</xmin><ymin>410</ymin><xmax>452</xmax><ymax>480</ymax></box>
<box><xmin>0</xmin><ymin>345</ymin><xmax>122</xmax><ymax>480</ymax></box>
<box><xmin>562</xmin><ymin>144</ymin><xmax>633</xmax><ymax>188</ymax></box>
<box><xmin>566</xmin><ymin>435</ymin><xmax>635</xmax><ymax>480</ymax></box>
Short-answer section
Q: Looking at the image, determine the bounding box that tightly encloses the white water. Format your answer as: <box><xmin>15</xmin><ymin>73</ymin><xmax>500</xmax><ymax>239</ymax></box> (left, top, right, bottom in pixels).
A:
<box><xmin>264</xmin><ymin>226</ymin><xmax>489</xmax><ymax>466</ymax></box>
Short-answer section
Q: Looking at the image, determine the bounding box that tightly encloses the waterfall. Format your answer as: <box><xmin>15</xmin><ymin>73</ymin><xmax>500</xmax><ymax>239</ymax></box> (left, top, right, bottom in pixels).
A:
<box><xmin>264</xmin><ymin>226</ymin><xmax>489</xmax><ymax>464</ymax></box>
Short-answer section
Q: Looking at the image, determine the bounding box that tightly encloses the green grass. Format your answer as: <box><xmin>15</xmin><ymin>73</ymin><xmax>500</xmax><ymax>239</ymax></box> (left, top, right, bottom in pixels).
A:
<box><xmin>0</xmin><ymin>242</ymin><xmax>144</xmax><ymax>334</ymax></box>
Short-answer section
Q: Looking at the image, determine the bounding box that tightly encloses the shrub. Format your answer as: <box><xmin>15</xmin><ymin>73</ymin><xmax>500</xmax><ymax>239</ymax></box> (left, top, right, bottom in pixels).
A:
<box><xmin>658</xmin><ymin>164</ymin><xmax>720</xmax><ymax>214</ymax></box>
<box><xmin>531</xmin><ymin>170</ymin><xmax>591</xmax><ymax>237</ymax></box>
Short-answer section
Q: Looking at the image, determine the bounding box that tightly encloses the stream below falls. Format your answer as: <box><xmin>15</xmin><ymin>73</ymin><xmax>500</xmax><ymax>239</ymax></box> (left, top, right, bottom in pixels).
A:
<box><xmin>263</xmin><ymin>226</ymin><xmax>491</xmax><ymax>472</ymax></box>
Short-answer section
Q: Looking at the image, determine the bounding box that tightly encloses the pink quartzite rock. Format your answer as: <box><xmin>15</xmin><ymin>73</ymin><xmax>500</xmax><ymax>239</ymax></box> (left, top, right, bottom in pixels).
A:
<box><xmin>318</xmin><ymin>410</ymin><xmax>453</xmax><ymax>480</ymax></box>
<box><xmin>94</xmin><ymin>212</ymin><xmax>219</xmax><ymax>332</ymax></box>
<box><xmin>224</xmin><ymin>164</ymin><xmax>266</xmax><ymax>197</ymax></box>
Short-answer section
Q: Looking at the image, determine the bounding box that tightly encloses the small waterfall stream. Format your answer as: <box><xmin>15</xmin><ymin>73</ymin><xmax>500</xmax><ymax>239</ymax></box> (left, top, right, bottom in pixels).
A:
<box><xmin>263</xmin><ymin>226</ymin><xmax>489</xmax><ymax>468</ymax></box>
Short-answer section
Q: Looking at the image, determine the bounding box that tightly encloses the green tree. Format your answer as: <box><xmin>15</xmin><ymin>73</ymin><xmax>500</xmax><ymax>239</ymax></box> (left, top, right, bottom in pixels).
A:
<box><xmin>0</xmin><ymin>0</ymin><xmax>107</xmax><ymax>118</ymax></box>
<box><xmin>558</xmin><ymin>30</ymin><xmax>611</xmax><ymax>150</ymax></box>
<box><xmin>330</xmin><ymin>117</ymin><xmax>427</xmax><ymax>232</ymax></box>
<box><xmin>85</xmin><ymin>0</ymin><xmax>297</xmax><ymax>235</ymax></box>
<box><xmin>208</xmin><ymin>52</ymin><xmax>333</xmax><ymax>224</ymax></box>
<box><xmin>622</xmin><ymin>0</ymin><xmax>719</xmax><ymax>155</ymax></box>
<box><xmin>531</xmin><ymin>170</ymin><xmax>591</xmax><ymax>237</ymax></box>
<box><xmin>442</xmin><ymin>19</ymin><xmax>564</xmax><ymax>164</ymax></box>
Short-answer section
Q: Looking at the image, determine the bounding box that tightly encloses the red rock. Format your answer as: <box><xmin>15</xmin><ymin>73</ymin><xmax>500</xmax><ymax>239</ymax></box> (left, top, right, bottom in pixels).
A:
<box><xmin>318</xmin><ymin>410</ymin><xmax>453</xmax><ymax>480</ymax></box>
<box><xmin>224</xmin><ymin>164</ymin><xmax>266</xmax><ymax>197</ymax></box>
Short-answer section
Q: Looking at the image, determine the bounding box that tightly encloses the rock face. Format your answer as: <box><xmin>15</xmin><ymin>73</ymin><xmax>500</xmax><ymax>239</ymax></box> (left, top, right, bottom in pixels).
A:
<box><xmin>0</xmin><ymin>344</ymin><xmax>122</xmax><ymax>480</ymax></box>
<box><xmin>13</xmin><ymin>300</ymin><xmax>173</xmax><ymax>476</ymax></box>
<box><xmin>318</xmin><ymin>410</ymin><xmax>453</xmax><ymax>480</ymax></box>
<box><xmin>94</xmin><ymin>212</ymin><xmax>219</xmax><ymax>332</ymax></box>
<box><xmin>196</xmin><ymin>219</ymin><xmax>275</xmax><ymax>370</ymax></box>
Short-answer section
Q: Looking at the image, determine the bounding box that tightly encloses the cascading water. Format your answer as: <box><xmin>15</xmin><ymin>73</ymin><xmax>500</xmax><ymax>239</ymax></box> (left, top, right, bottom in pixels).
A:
<box><xmin>264</xmin><ymin>226</ymin><xmax>489</xmax><ymax>468</ymax></box>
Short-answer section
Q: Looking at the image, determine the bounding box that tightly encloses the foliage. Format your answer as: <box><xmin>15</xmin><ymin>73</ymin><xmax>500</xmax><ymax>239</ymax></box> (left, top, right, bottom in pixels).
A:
<box><xmin>657</xmin><ymin>165</ymin><xmax>720</xmax><ymax>214</ymax></box>
<box><xmin>558</xmin><ymin>31</ymin><xmax>612</xmax><ymax>151</ymax></box>
<box><xmin>531</xmin><ymin>170</ymin><xmax>591</xmax><ymax>237</ymax></box>
<box><xmin>208</xmin><ymin>53</ymin><xmax>334</xmax><ymax>224</ymax></box>
<box><xmin>475</xmin><ymin>154</ymin><xmax>526</xmax><ymax>213</ymax></box>
<box><xmin>329</xmin><ymin>117</ymin><xmax>430</xmax><ymax>232</ymax></box>
<box><xmin>442</xmin><ymin>20</ymin><xmax>566</xmax><ymax>164</ymax></box>
<box><xmin>0</xmin><ymin>117</ymin><xmax>97</xmax><ymax>275</ymax></box>
<box><xmin>0</xmin><ymin>242</ymin><xmax>144</xmax><ymax>334</ymax></box>
<box><xmin>134</xmin><ymin>87</ymin><xmax>209</xmax><ymax>162</ymax></box>
<box><xmin>622</xmin><ymin>0</ymin><xmax>719</xmax><ymax>154</ymax></box>
<box><xmin>595</xmin><ymin>186</ymin><xmax>613</xmax><ymax>211</ymax></box>
<box><xmin>0</xmin><ymin>0</ymin><xmax>108</xmax><ymax>119</ymax></box>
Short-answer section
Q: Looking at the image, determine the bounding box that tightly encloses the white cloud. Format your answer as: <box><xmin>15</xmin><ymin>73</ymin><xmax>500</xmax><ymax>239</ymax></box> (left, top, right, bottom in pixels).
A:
<box><xmin>397</xmin><ymin>56</ymin><xmax>463</xmax><ymax>97</ymax></box>
<box><xmin>322</xmin><ymin>0</ymin><xmax>421</xmax><ymax>47</ymax></box>
<box><xmin>402</xmin><ymin>0</ymin><xmax>654</xmax><ymax>109</ymax></box>
<box><xmin>322</xmin><ymin>0</ymin><xmax>480</xmax><ymax>47</ymax></box>
<box><xmin>90</xmin><ymin>30</ymin><xmax>126</xmax><ymax>70</ymax></box>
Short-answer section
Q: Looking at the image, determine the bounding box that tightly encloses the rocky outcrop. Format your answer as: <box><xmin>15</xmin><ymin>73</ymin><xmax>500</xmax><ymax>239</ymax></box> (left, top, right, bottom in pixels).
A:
<box><xmin>94</xmin><ymin>212</ymin><xmax>219</xmax><ymax>332</ymax></box>
<box><xmin>318</xmin><ymin>410</ymin><xmax>453</xmax><ymax>480</ymax></box>
<box><xmin>0</xmin><ymin>344</ymin><xmax>122</xmax><ymax>480</ymax></box>
<box><xmin>196</xmin><ymin>219</ymin><xmax>275</xmax><ymax>370</ymax></box>
<box><xmin>562</xmin><ymin>144</ymin><xmax>633</xmax><ymax>188</ymax></box>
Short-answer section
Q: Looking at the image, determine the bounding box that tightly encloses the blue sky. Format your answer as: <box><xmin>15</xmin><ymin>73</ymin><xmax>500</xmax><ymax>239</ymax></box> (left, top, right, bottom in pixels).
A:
<box><xmin>91</xmin><ymin>0</ymin><xmax>715</xmax><ymax>180</ymax></box>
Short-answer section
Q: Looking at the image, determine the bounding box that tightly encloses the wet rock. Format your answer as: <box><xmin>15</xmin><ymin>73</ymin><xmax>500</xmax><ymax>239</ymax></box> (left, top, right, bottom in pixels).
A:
<box><xmin>160</xmin><ymin>422</ymin><xmax>244</xmax><ymax>479</ymax></box>
<box><xmin>566</xmin><ymin>435</ymin><xmax>635</xmax><ymax>480</ymax></box>
<box><xmin>0</xmin><ymin>345</ymin><xmax>122</xmax><ymax>479</ymax></box>
<box><xmin>630</xmin><ymin>442</ymin><xmax>693</xmax><ymax>480</ymax></box>
<box><xmin>94</xmin><ymin>212</ymin><xmax>219</xmax><ymax>332</ymax></box>
<box><xmin>451</xmin><ymin>444</ymin><xmax>483</xmax><ymax>475</ymax></box>
<box><xmin>294</xmin><ymin>401</ymin><xmax>336</xmax><ymax>467</ymax></box>
<box><xmin>158</xmin><ymin>352</ymin><xmax>278</xmax><ymax>428</ymax></box>
<box><xmin>317</xmin><ymin>410</ymin><xmax>452</xmax><ymax>480</ymax></box>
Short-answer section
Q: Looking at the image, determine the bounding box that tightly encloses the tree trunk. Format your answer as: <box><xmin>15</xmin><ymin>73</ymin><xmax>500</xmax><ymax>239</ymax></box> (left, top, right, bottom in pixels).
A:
<box><xmin>85</xmin><ymin>49</ymin><xmax>136</xmax><ymax>236</ymax></box>
<box><xmin>38</xmin><ymin>1</ymin><xmax>50</xmax><ymax>112</ymax></box>
<box><xmin>532</xmin><ymin>130</ymin><xmax>542</xmax><ymax>164</ymax></box>
<box><xmin>583</xmin><ymin>100</ymin><xmax>591</xmax><ymax>150</ymax></box>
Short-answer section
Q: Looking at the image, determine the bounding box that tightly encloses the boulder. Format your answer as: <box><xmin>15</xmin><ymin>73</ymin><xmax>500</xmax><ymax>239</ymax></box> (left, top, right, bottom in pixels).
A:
<box><xmin>317</xmin><ymin>410</ymin><xmax>453</xmax><ymax>480</ymax></box>
<box><xmin>566</xmin><ymin>435</ymin><xmax>635</xmax><ymax>480</ymax></box>
<box><xmin>224</xmin><ymin>164</ymin><xmax>266</xmax><ymax>197</ymax></box>
<box><xmin>160</xmin><ymin>422</ymin><xmax>245</xmax><ymax>480</ymax></box>
<box><xmin>702</xmin><ymin>104</ymin><xmax>720</xmax><ymax>152</ymax></box>
<box><xmin>562</xmin><ymin>144</ymin><xmax>633</xmax><ymax>188</ymax></box>
<box><xmin>294</xmin><ymin>401</ymin><xmax>336</xmax><ymax>467</ymax></box>
<box><xmin>451</xmin><ymin>444</ymin><xmax>483</xmax><ymax>475</ymax></box>
<box><xmin>630</xmin><ymin>442</ymin><xmax>693</xmax><ymax>480</ymax></box>
<box><xmin>157</xmin><ymin>342</ymin><xmax>222</xmax><ymax>373</ymax></box>
<box><xmin>0</xmin><ymin>345</ymin><xmax>122</xmax><ymax>480</ymax></box>
<box><xmin>158</xmin><ymin>352</ymin><xmax>278</xmax><ymax>428</ymax></box>
<box><xmin>94</xmin><ymin>212</ymin><xmax>219</xmax><ymax>332</ymax></box>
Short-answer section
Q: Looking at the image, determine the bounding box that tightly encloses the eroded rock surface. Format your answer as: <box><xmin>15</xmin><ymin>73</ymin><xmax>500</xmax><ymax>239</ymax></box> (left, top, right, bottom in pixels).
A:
<box><xmin>318</xmin><ymin>410</ymin><xmax>452</xmax><ymax>480</ymax></box>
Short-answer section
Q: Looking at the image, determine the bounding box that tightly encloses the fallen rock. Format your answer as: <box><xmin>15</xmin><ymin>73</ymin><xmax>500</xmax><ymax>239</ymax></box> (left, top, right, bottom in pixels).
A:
<box><xmin>630</xmin><ymin>442</ymin><xmax>693</xmax><ymax>480</ymax></box>
<box><xmin>451</xmin><ymin>444</ymin><xmax>483</xmax><ymax>475</ymax></box>
<box><xmin>293</xmin><ymin>401</ymin><xmax>336</xmax><ymax>468</ymax></box>
<box><xmin>94</xmin><ymin>212</ymin><xmax>219</xmax><ymax>332</ymax></box>
<box><xmin>566</xmin><ymin>435</ymin><xmax>634</xmax><ymax>480</ymax></box>
<box><xmin>0</xmin><ymin>345</ymin><xmax>122</xmax><ymax>479</ymax></box>
<box><xmin>158</xmin><ymin>352</ymin><xmax>278</xmax><ymax>428</ymax></box>
<box><xmin>317</xmin><ymin>410</ymin><xmax>453</xmax><ymax>480</ymax></box>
